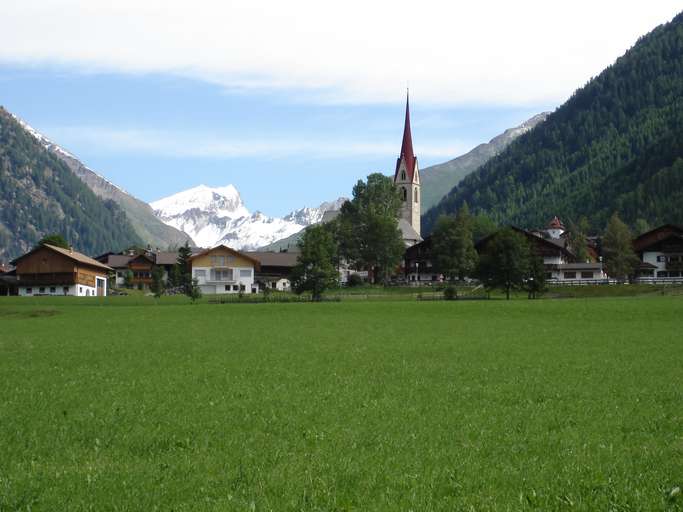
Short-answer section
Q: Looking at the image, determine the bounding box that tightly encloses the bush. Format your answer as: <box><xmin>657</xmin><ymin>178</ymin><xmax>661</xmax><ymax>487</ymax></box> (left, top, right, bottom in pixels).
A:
<box><xmin>443</xmin><ymin>286</ymin><xmax>457</xmax><ymax>300</ymax></box>
<box><xmin>347</xmin><ymin>273</ymin><xmax>364</xmax><ymax>287</ymax></box>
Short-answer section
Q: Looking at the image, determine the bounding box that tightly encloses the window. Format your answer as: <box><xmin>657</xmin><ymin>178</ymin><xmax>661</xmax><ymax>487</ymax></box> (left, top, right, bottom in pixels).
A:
<box><xmin>240</xmin><ymin>284</ymin><xmax>245</xmax><ymax>291</ymax></box>
<box><xmin>63</xmin><ymin>287</ymin><xmax>69</xmax><ymax>295</ymax></box>
<box><xmin>545</xmin><ymin>272</ymin><xmax>553</xmax><ymax>280</ymax></box>
<box><xmin>232</xmin><ymin>285</ymin><xmax>239</xmax><ymax>291</ymax></box>
<box><xmin>239</xmin><ymin>269</ymin><xmax>252</xmax><ymax>278</ymax></box>
<box><xmin>50</xmin><ymin>287</ymin><xmax>56</xmax><ymax>294</ymax></box>
<box><xmin>225</xmin><ymin>285</ymin><xmax>230</xmax><ymax>291</ymax></box>
<box><xmin>26</xmin><ymin>288</ymin><xmax>32</xmax><ymax>295</ymax></box>
<box><xmin>39</xmin><ymin>287</ymin><xmax>45</xmax><ymax>293</ymax></box>
<box><xmin>414</xmin><ymin>188</ymin><xmax>418</xmax><ymax>203</ymax></box>
<box><xmin>402</xmin><ymin>187</ymin><xmax>407</xmax><ymax>201</ymax></box>
<box><xmin>213</xmin><ymin>269</ymin><xmax>233</xmax><ymax>281</ymax></box>
<box><xmin>227</xmin><ymin>256</ymin><xmax>235</xmax><ymax>264</ymax></box>
<box><xmin>79</xmin><ymin>287</ymin><xmax>83</xmax><ymax>293</ymax></box>
<box><xmin>86</xmin><ymin>289</ymin><xmax>90</xmax><ymax>296</ymax></box>
<box><xmin>195</xmin><ymin>269</ymin><xmax>206</xmax><ymax>278</ymax></box>
<box><xmin>563</xmin><ymin>272</ymin><xmax>576</xmax><ymax>279</ymax></box>
<box><xmin>272</xmin><ymin>282</ymin><xmax>277</xmax><ymax>289</ymax></box>
<box><xmin>581</xmin><ymin>271</ymin><xmax>593</xmax><ymax>279</ymax></box>
<box><xmin>657</xmin><ymin>255</ymin><xmax>665</xmax><ymax>262</ymax></box>
<box><xmin>401</xmin><ymin>170</ymin><xmax>406</xmax><ymax>180</ymax></box>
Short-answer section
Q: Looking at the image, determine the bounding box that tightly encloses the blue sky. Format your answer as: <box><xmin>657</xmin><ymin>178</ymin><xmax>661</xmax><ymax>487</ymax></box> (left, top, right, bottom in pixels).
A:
<box><xmin>1</xmin><ymin>1</ymin><xmax>680</xmax><ymax>216</ymax></box>
<box><xmin>0</xmin><ymin>66</ymin><xmax>547</xmax><ymax>215</ymax></box>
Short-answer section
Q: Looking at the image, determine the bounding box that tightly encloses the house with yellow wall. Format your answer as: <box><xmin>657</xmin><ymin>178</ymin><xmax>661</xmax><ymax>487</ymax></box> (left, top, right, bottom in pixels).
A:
<box><xmin>189</xmin><ymin>245</ymin><xmax>261</xmax><ymax>294</ymax></box>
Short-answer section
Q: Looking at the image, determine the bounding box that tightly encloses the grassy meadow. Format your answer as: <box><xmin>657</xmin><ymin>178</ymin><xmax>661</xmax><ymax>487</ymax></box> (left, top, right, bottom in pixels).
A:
<box><xmin>1</xmin><ymin>295</ymin><xmax>682</xmax><ymax>510</ymax></box>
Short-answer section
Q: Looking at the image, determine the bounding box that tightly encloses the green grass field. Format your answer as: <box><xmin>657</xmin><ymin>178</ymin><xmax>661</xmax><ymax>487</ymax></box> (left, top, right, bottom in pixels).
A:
<box><xmin>1</xmin><ymin>296</ymin><xmax>682</xmax><ymax>510</ymax></box>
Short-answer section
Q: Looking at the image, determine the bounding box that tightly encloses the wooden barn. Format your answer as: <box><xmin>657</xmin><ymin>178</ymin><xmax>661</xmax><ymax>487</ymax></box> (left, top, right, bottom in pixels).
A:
<box><xmin>11</xmin><ymin>244</ymin><xmax>112</xmax><ymax>297</ymax></box>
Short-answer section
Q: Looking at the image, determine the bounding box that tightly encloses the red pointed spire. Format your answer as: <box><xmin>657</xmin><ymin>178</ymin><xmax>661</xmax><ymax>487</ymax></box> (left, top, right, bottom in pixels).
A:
<box><xmin>395</xmin><ymin>90</ymin><xmax>417</xmax><ymax>181</ymax></box>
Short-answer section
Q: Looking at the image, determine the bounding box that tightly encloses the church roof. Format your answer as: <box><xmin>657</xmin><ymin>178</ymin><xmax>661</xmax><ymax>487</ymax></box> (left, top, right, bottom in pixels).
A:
<box><xmin>395</xmin><ymin>91</ymin><xmax>417</xmax><ymax>182</ymax></box>
<box><xmin>398</xmin><ymin>218</ymin><xmax>422</xmax><ymax>245</ymax></box>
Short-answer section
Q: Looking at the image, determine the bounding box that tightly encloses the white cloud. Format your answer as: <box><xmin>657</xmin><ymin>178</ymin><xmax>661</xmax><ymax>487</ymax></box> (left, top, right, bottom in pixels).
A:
<box><xmin>48</xmin><ymin>125</ymin><xmax>468</xmax><ymax>160</ymax></box>
<box><xmin>1</xmin><ymin>1</ymin><xmax>680</xmax><ymax>105</ymax></box>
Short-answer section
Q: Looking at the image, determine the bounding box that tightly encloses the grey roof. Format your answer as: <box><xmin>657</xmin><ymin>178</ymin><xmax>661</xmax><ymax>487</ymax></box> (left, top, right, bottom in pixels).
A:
<box><xmin>103</xmin><ymin>254</ymin><xmax>133</xmax><ymax>268</ymax></box>
<box><xmin>154</xmin><ymin>252</ymin><xmax>179</xmax><ymax>265</ymax></box>
<box><xmin>398</xmin><ymin>219</ymin><xmax>422</xmax><ymax>244</ymax></box>
<box><xmin>247</xmin><ymin>251</ymin><xmax>298</xmax><ymax>267</ymax></box>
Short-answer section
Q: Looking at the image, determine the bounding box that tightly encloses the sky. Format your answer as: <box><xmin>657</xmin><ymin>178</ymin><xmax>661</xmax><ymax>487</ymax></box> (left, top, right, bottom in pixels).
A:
<box><xmin>1</xmin><ymin>1</ymin><xmax>681</xmax><ymax>216</ymax></box>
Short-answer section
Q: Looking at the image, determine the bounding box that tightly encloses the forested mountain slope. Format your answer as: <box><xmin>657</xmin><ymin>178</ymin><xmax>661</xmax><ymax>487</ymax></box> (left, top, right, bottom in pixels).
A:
<box><xmin>419</xmin><ymin>113</ymin><xmax>548</xmax><ymax>213</ymax></box>
<box><xmin>0</xmin><ymin>107</ymin><xmax>142</xmax><ymax>261</ymax></box>
<box><xmin>12</xmin><ymin>113</ymin><xmax>193</xmax><ymax>250</ymax></box>
<box><xmin>423</xmin><ymin>12</ymin><xmax>683</xmax><ymax>233</ymax></box>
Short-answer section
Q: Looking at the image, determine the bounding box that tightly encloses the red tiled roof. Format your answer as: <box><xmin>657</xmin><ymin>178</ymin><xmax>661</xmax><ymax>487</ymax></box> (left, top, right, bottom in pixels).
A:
<box><xmin>394</xmin><ymin>91</ymin><xmax>417</xmax><ymax>182</ymax></box>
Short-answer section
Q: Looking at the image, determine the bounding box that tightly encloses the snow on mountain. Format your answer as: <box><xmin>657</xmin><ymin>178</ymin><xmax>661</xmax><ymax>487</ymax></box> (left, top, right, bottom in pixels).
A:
<box><xmin>151</xmin><ymin>185</ymin><xmax>346</xmax><ymax>250</ymax></box>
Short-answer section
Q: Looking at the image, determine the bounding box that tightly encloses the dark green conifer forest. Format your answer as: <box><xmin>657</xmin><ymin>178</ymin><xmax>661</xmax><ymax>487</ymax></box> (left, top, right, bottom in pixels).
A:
<box><xmin>0</xmin><ymin>108</ymin><xmax>142</xmax><ymax>261</ymax></box>
<box><xmin>424</xmin><ymin>12</ymin><xmax>683</xmax><ymax>234</ymax></box>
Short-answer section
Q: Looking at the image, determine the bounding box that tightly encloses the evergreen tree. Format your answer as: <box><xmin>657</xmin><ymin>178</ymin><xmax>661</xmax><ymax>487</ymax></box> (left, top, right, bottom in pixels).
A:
<box><xmin>567</xmin><ymin>217</ymin><xmax>590</xmax><ymax>262</ymax></box>
<box><xmin>337</xmin><ymin>173</ymin><xmax>404</xmax><ymax>284</ymax></box>
<box><xmin>176</xmin><ymin>242</ymin><xmax>193</xmax><ymax>295</ymax></box>
<box><xmin>189</xmin><ymin>278</ymin><xmax>202</xmax><ymax>303</ymax></box>
<box><xmin>603</xmin><ymin>213</ymin><xmax>639</xmax><ymax>282</ymax></box>
<box><xmin>525</xmin><ymin>250</ymin><xmax>547</xmax><ymax>299</ymax></box>
<box><xmin>291</xmin><ymin>224</ymin><xmax>339</xmax><ymax>301</ymax></box>
<box><xmin>150</xmin><ymin>265</ymin><xmax>164</xmax><ymax>298</ymax></box>
<box><xmin>477</xmin><ymin>228</ymin><xmax>531</xmax><ymax>300</ymax></box>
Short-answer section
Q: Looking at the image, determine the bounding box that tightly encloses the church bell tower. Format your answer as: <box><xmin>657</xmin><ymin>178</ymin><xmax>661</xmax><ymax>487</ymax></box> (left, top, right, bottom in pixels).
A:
<box><xmin>394</xmin><ymin>91</ymin><xmax>421</xmax><ymax>237</ymax></box>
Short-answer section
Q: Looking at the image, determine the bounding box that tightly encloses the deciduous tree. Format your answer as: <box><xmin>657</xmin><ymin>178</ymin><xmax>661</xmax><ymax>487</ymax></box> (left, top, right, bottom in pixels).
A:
<box><xmin>292</xmin><ymin>224</ymin><xmax>339</xmax><ymax>301</ymax></box>
<box><xmin>603</xmin><ymin>213</ymin><xmax>639</xmax><ymax>282</ymax></box>
<box><xmin>337</xmin><ymin>173</ymin><xmax>404</xmax><ymax>284</ymax></box>
<box><xmin>477</xmin><ymin>228</ymin><xmax>531</xmax><ymax>300</ymax></box>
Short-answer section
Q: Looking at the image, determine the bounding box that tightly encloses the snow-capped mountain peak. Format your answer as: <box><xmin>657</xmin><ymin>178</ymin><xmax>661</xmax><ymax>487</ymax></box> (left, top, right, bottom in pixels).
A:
<box><xmin>151</xmin><ymin>184</ymin><xmax>346</xmax><ymax>250</ymax></box>
<box><xmin>151</xmin><ymin>184</ymin><xmax>248</xmax><ymax>219</ymax></box>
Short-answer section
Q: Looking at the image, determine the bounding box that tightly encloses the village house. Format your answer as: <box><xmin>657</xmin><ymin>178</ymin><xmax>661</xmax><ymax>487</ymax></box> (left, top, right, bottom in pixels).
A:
<box><xmin>190</xmin><ymin>245</ymin><xmax>260</xmax><ymax>294</ymax></box>
<box><xmin>404</xmin><ymin>218</ymin><xmax>606</xmax><ymax>285</ymax></box>
<box><xmin>96</xmin><ymin>249</ymin><xmax>180</xmax><ymax>289</ymax></box>
<box><xmin>478</xmin><ymin>224</ymin><xmax>606</xmax><ymax>283</ymax></box>
<box><xmin>247</xmin><ymin>251</ymin><xmax>297</xmax><ymax>291</ymax></box>
<box><xmin>10</xmin><ymin>244</ymin><xmax>112</xmax><ymax>296</ymax></box>
<box><xmin>633</xmin><ymin>224</ymin><xmax>683</xmax><ymax>282</ymax></box>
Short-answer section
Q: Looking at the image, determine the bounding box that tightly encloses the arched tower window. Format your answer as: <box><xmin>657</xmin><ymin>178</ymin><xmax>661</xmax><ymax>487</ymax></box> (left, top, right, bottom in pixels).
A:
<box><xmin>401</xmin><ymin>187</ymin><xmax>407</xmax><ymax>201</ymax></box>
<box><xmin>414</xmin><ymin>188</ymin><xmax>418</xmax><ymax>203</ymax></box>
<box><xmin>401</xmin><ymin>170</ymin><xmax>406</xmax><ymax>181</ymax></box>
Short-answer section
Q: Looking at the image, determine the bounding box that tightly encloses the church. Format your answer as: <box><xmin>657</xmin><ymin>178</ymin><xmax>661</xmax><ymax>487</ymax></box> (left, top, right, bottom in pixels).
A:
<box><xmin>394</xmin><ymin>92</ymin><xmax>422</xmax><ymax>247</ymax></box>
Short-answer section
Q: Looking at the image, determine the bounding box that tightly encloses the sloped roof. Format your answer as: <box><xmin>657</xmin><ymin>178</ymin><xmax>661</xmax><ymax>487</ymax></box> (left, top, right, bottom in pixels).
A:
<box><xmin>154</xmin><ymin>252</ymin><xmax>179</xmax><ymax>265</ymax></box>
<box><xmin>104</xmin><ymin>254</ymin><xmax>133</xmax><ymax>268</ymax></box>
<box><xmin>632</xmin><ymin>224</ymin><xmax>683</xmax><ymax>252</ymax></box>
<box><xmin>247</xmin><ymin>251</ymin><xmax>298</xmax><ymax>267</ymax></box>
<box><xmin>398</xmin><ymin>218</ymin><xmax>422</xmax><ymax>244</ymax></box>
<box><xmin>11</xmin><ymin>244</ymin><xmax>112</xmax><ymax>271</ymax></box>
<box><xmin>394</xmin><ymin>92</ymin><xmax>417</xmax><ymax>182</ymax></box>
<box><xmin>189</xmin><ymin>244</ymin><xmax>261</xmax><ymax>269</ymax></box>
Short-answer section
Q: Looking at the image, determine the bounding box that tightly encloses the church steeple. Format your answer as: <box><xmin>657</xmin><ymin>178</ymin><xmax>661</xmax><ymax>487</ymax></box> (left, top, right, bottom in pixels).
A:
<box><xmin>393</xmin><ymin>89</ymin><xmax>421</xmax><ymax>241</ymax></box>
<box><xmin>395</xmin><ymin>90</ymin><xmax>417</xmax><ymax>182</ymax></box>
